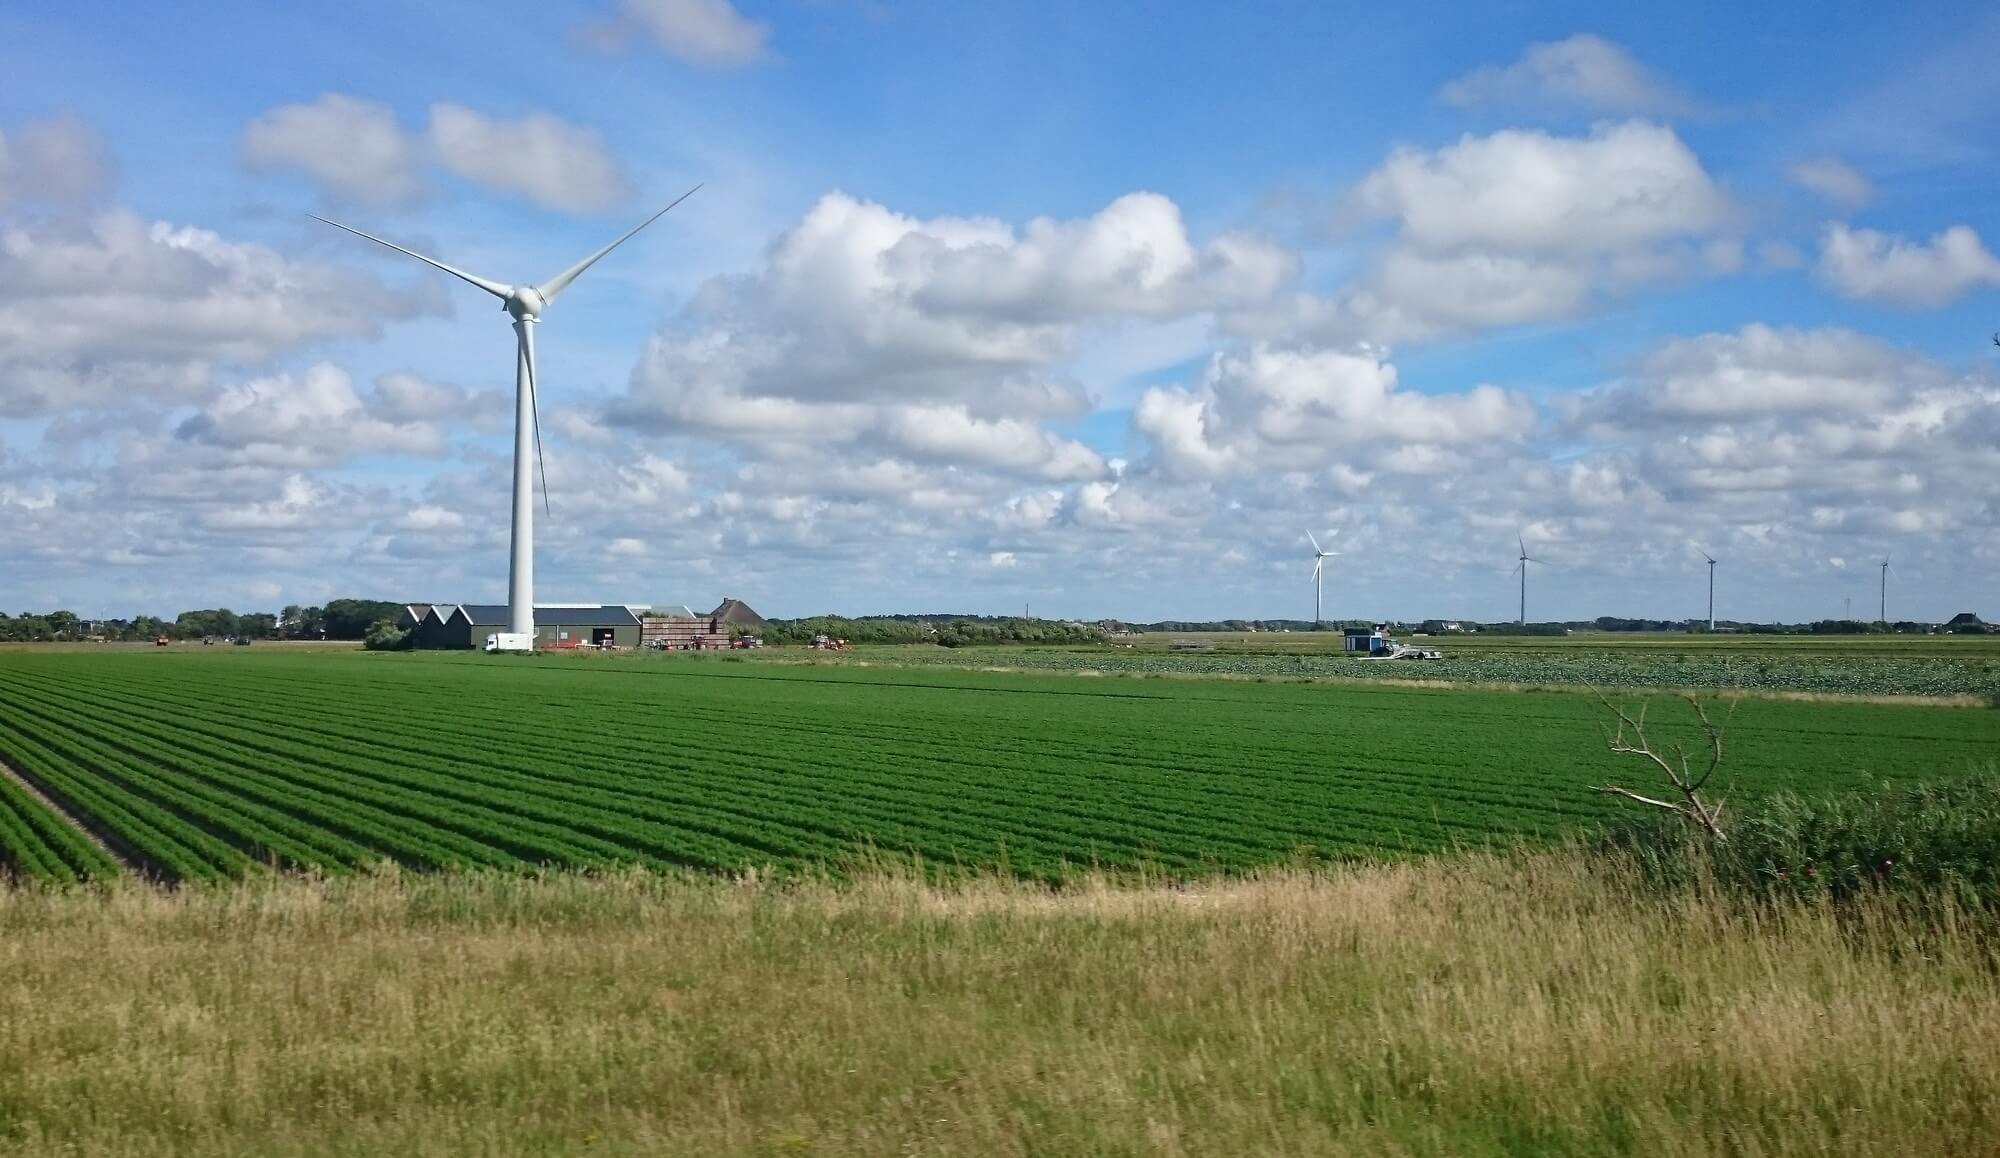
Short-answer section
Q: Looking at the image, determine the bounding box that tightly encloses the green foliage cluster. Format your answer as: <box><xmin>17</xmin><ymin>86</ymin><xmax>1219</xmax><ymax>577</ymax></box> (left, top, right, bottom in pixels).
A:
<box><xmin>1605</xmin><ymin>777</ymin><xmax>2000</xmax><ymax>908</ymax></box>
<box><xmin>1</xmin><ymin>597</ymin><xmax>406</xmax><ymax>643</ymax></box>
<box><xmin>763</xmin><ymin>615</ymin><xmax>1104</xmax><ymax>647</ymax></box>
<box><xmin>0</xmin><ymin>610</ymin><xmax>171</xmax><ymax>642</ymax></box>
<box><xmin>173</xmin><ymin>609</ymin><xmax>278</xmax><ymax>639</ymax></box>
<box><xmin>362</xmin><ymin>619</ymin><xmax>410</xmax><ymax>651</ymax></box>
<box><xmin>0</xmin><ymin>649</ymin><xmax>1995</xmax><ymax>884</ymax></box>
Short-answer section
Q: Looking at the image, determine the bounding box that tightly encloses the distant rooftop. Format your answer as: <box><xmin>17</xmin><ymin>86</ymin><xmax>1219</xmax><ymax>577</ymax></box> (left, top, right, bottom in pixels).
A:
<box><xmin>452</xmin><ymin>605</ymin><xmax>642</xmax><ymax>627</ymax></box>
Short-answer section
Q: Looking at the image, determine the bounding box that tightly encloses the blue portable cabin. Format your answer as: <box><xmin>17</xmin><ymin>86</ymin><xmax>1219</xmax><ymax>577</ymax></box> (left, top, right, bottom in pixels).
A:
<box><xmin>1343</xmin><ymin>623</ymin><xmax>1393</xmax><ymax>654</ymax></box>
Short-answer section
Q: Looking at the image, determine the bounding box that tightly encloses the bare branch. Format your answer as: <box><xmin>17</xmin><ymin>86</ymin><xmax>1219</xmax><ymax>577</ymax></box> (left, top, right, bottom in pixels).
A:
<box><xmin>1594</xmin><ymin>784</ymin><xmax>1690</xmax><ymax>814</ymax></box>
<box><xmin>1593</xmin><ymin>693</ymin><xmax>1731</xmax><ymax>842</ymax></box>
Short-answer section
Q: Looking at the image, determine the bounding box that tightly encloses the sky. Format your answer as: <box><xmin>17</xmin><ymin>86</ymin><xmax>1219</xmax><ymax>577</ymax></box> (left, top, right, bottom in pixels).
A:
<box><xmin>1</xmin><ymin>0</ymin><xmax>1997</xmax><ymax>624</ymax></box>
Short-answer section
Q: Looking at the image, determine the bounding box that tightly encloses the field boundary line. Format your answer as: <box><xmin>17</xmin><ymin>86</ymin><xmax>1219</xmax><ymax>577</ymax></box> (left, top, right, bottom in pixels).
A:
<box><xmin>0</xmin><ymin>756</ymin><xmax>136</xmax><ymax>875</ymax></box>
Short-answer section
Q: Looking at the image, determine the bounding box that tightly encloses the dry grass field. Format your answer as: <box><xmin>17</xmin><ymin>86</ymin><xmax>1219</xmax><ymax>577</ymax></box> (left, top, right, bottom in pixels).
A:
<box><xmin>4</xmin><ymin>854</ymin><xmax>1998</xmax><ymax>1156</ymax></box>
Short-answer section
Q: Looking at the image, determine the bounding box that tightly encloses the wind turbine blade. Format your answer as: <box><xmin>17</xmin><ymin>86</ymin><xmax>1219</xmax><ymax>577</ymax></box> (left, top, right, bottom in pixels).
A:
<box><xmin>537</xmin><ymin>183</ymin><xmax>701</xmax><ymax>304</ymax></box>
<box><xmin>310</xmin><ymin>215</ymin><xmax>509</xmax><ymax>299</ymax></box>
<box><xmin>1306</xmin><ymin>530</ymin><xmax>1321</xmax><ymax>554</ymax></box>
<box><xmin>518</xmin><ymin>323</ymin><xmax>550</xmax><ymax>518</ymax></box>
<box><xmin>1518</xmin><ymin>534</ymin><xmax>1527</xmax><ymax>558</ymax></box>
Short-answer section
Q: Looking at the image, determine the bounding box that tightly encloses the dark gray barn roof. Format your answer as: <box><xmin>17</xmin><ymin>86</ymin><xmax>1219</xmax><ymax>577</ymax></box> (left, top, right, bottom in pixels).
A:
<box><xmin>452</xmin><ymin>604</ymin><xmax>642</xmax><ymax>627</ymax></box>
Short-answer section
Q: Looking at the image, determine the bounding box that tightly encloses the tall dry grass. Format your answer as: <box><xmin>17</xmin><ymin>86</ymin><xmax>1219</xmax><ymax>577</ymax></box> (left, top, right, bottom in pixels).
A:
<box><xmin>2</xmin><ymin>853</ymin><xmax>1996</xmax><ymax>1156</ymax></box>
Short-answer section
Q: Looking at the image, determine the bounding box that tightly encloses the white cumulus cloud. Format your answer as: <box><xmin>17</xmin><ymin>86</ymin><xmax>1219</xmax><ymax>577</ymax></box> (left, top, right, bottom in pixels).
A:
<box><xmin>0</xmin><ymin>117</ymin><xmax>114</xmax><ymax>207</ymax></box>
<box><xmin>428</xmin><ymin>104</ymin><xmax>630</xmax><ymax>214</ymax></box>
<box><xmin>1438</xmin><ymin>35</ymin><xmax>1694</xmax><ymax>115</ymax></box>
<box><xmin>1816</xmin><ymin>223</ymin><xmax>2000</xmax><ymax>308</ymax></box>
<box><xmin>1135</xmin><ymin>344</ymin><xmax>1535</xmax><ymax>480</ymax></box>
<box><xmin>240</xmin><ymin>95</ymin><xmax>631</xmax><ymax>214</ymax></box>
<box><xmin>175</xmin><ymin>363</ymin><xmax>451</xmax><ymax>466</ymax></box>
<box><xmin>1252</xmin><ymin>121</ymin><xmax>1734</xmax><ymax>345</ymax></box>
<box><xmin>579</xmin><ymin>0</ymin><xmax>771</xmax><ymax>66</ymax></box>
<box><xmin>1357</xmin><ymin>121</ymin><xmax>1729</xmax><ymax>255</ymax></box>
<box><xmin>240</xmin><ymin>94</ymin><xmax>426</xmax><ymax>205</ymax></box>
<box><xmin>605</xmin><ymin>189</ymin><xmax>1288</xmax><ymax>483</ymax></box>
<box><xmin>1788</xmin><ymin>158</ymin><xmax>1872</xmax><ymax>209</ymax></box>
<box><xmin>0</xmin><ymin>210</ymin><xmax>441</xmax><ymax>415</ymax></box>
<box><xmin>1567</xmin><ymin>324</ymin><xmax>1930</xmax><ymax>425</ymax></box>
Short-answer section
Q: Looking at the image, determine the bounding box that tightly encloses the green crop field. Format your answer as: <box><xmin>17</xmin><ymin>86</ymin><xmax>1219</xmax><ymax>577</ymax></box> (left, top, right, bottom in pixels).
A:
<box><xmin>0</xmin><ymin>647</ymin><xmax>1995</xmax><ymax>884</ymax></box>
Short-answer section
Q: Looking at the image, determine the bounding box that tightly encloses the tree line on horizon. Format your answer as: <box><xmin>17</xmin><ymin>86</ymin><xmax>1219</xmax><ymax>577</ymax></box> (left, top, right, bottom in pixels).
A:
<box><xmin>0</xmin><ymin>604</ymin><xmax>1978</xmax><ymax>645</ymax></box>
<box><xmin>0</xmin><ymin>600</ymin><xmax>404</xmax><ymax>643</ymax></box>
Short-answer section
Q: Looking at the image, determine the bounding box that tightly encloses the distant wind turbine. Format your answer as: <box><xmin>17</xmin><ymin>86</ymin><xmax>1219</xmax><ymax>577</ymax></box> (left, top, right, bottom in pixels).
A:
<box><xmin>1307</xmin><ymin>530</ymin><xmax>1340</xmax><ymax>627</ymax></box>
<box><xmin>1510</xmin><ymin>535</ymin><xmax>1541</xmax><ymax>625</ymax></box>
<box><xmin>1699</xmin><ymin>546</ymin><xmax>1717</xmax><ymax>631</ymax></box>
<box><xmin>312</xmin><ymin>185</ymin><xmax>700</xmax><ymax>646</ymax></box>
<box><xmin>1879</xmin><ymin>557</ymin><xmax>1891</xmax><ymax>625</ymax></box>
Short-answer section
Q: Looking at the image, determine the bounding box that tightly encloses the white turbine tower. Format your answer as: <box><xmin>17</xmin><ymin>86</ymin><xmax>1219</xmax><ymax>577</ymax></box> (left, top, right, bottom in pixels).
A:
<box><xmin>313</xmin><ymin>186</ymin><xmax>700</xmax><ymax>645</ymax></box>
<box><xmin>1307</xmin><ymin>530</ymin><xmax>1340</xmax><ymax>628</ymax></box>
<box><xmin>1879</xmin><ymin>557</ymin><xmax>1891</xmax><ymax>625</ymax></box>
<box><xmin>1699</xmin><ymin>546</ymin><xmax>1717</xmax><ymax>631</ymax></box>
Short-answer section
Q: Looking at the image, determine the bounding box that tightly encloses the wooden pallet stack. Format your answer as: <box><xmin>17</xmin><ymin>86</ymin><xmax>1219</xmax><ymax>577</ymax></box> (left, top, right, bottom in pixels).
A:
<box><xmin>639</xmin><ymin>614</ymin><xmax>731</xmax><ymax>649</ymax></box>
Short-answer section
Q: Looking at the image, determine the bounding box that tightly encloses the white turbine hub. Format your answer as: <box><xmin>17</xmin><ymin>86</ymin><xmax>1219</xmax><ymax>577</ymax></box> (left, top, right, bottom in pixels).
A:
<box><xmin>505</xmin><ymin>285</ymin><xmax>546</xmax><ymax>321</ymax></box>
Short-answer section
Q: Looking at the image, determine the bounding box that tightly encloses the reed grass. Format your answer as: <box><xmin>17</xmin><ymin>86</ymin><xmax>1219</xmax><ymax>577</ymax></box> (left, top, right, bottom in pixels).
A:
<box><xmin>4</xmin><ymin>850</ymin><xmax>1997</xmax><ymax>1156</ymax></box>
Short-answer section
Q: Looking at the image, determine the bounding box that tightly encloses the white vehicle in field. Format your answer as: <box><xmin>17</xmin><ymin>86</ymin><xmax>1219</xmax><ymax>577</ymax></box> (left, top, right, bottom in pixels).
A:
<box><xmin>1345</xmin><ymin>623</ymin><xmax>1443</xmax><ymax>660</ymax></box>
<box><xmin>1366</xmin><ymin>641</ymin><xmax>1444</xmax><ymax>660</ymax></box>
<box><xmin>483</xmin><ymin>632</ymin><xmax>535</xmax><ymax>653</ymax></box>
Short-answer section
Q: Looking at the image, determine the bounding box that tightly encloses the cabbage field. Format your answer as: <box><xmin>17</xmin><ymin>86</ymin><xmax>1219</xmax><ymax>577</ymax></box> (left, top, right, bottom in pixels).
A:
<box><xmin>852</xmin><ymin>646</ymin><xmax>2000</xmax><ymax>698</ymax></box>
<box><xmin>1</xmin><ymin>647</ymin><xmax>1995</xmax><ymax>883</ymax></box>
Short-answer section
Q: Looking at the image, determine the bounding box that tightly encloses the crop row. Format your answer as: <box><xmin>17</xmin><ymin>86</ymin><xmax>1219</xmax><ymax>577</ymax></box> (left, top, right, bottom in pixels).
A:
<box><xmin>0</xmin><ymin>769</ymin><xmax>118</xmax><ymax>883</ymax></box>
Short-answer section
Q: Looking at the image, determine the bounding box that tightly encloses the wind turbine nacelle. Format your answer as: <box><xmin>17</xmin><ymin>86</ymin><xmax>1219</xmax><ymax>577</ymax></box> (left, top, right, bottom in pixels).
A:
<box><xmin>504</xmin><ymin>286</ymin><xmax>547</xmax><ymax>320</ymax></box>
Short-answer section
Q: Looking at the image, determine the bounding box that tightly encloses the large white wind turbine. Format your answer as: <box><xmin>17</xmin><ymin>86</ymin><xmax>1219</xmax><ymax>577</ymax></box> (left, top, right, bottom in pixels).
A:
<box><xmin>313</xmin><ymin>186</ymin><xmax>700</xmax><ymax>644</ymax></box>
<box><xmin>1307</xmin><ymin>530</ymin><xmax>1340</xmax><ymax>628</ymax></box>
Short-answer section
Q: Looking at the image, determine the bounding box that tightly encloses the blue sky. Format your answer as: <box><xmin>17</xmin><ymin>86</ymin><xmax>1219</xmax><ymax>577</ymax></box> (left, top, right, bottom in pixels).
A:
<box><xmin>1</xmin><ymin>0</ymin><xmax>1996</xmax><ymax>623</ymax></box>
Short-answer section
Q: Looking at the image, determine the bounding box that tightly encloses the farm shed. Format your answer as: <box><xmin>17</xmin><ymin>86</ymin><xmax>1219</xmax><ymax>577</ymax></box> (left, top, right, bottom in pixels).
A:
<box><xmin>406</xmin><ymin>605</ymin><xmax>459</xmax><ymax>649</ymax></box>
<box><xmin>428</xmin><ymin>604</ymin><xmax>643</xmax><ymax>649</ymax></box>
